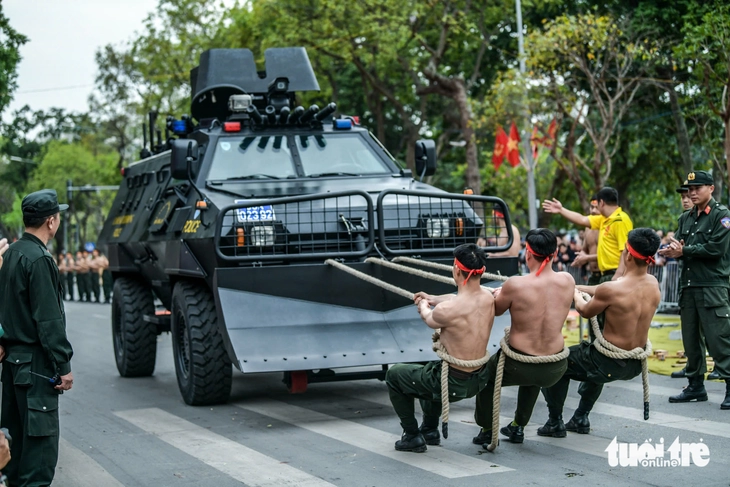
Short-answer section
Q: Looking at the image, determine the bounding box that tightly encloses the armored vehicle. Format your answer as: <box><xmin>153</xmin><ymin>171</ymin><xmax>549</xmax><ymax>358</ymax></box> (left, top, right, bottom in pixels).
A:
<box><xmin>98</xmin><ymin>48</ymin><xmax>517</xmax><ymax>405</ymax></box>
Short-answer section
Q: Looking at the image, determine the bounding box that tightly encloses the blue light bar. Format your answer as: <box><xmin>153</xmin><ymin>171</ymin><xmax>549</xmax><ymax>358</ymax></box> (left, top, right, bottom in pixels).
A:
<box><xmin>333</xmin><ymin>119</ymin><xmax>352</xmax><ymax>130</ymax></box>
<box><xmin>171</xmin><ymin>120</ymin><xmax>188</xmax><ymax>135</ymax></box>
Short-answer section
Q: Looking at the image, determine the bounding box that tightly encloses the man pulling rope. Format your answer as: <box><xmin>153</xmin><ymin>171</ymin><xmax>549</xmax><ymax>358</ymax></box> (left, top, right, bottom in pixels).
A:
<box><xmin>384</xmin><ymin>243</ymin><xmax>495</xmax><ymax>453</ymax></box>
<box><xmin>471</xmin><ymin>229</ymin><xmax>575</xmax><ymax>452</ymax></box>
<box><xmin>539</xmin><ymin>228</ymin><xmax>661</xmax><ymax>438</ymax></box>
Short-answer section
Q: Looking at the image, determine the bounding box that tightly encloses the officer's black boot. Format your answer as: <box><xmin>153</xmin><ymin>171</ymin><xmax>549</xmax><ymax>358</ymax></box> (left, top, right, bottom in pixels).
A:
<box><xmin>669</xmin><ymin>376</ymin><xmax>708</xmax><ymax>403</ymax></box>
<box><xmin>537</xmin><ymin>409</ymin><xmax>566</xmax><ymax>438</ymax></box>
<box><xmin>707</xmin><ymin>369</ymin><xmax>721</xmax><ymax>381</ymax></box>
<box><xmin>565</xmin><ymin>408</ymin><xmax>591</xmax><ymax>434</ymax></box>
<box><xmin>395</xmin><ymin>430</ymin><xmax>427</xmax><ymax>453</ymax></box>
<box><xmin>499</xmin><ymin>422</ymin><xmax>525</xmax><ymax>443</ymax></box>
<box><xmin>472</xmin><ymin>428</ymin><xmax>492</xmax><ymax>445</ymax></box>
<box><xmin>419</xmin><ymin>417</ymin><xmax>440</xmax><ymax>446</ymax></box>
<box><xmin>721</xmin><ymin>380</ymin><xmax>730</xmax><ymax>410</ymax></box>
<box><xmin>671</xmin><ymin>368</ymin><xmax>687</xmax><ymax>379</ymax></box>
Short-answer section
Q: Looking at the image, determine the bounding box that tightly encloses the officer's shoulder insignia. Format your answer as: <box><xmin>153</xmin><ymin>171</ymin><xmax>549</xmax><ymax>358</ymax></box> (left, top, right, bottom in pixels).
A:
<box><xmin>721</xmin><ymin>217</ymin><xmax>730</xmax><ymax>229</ymax></box>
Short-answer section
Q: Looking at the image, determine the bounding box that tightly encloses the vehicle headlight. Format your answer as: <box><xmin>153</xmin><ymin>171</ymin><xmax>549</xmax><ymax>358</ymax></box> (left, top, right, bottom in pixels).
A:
<box><xmin>426</xmin><ymin>218</ymin><xmax>450</xmax><ymax>238</ymax></box>
<box><xmin>250</xmin><ymin>224</ymin><xmax>275</xmax><ymax>246</ymax></box>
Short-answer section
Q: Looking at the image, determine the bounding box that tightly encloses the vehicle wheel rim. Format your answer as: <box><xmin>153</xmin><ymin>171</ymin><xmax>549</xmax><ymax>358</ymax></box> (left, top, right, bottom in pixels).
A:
<box><xmin>175</xmin><ymin>309</ymin><xmax>191</xmax><ymax>380</ymax></box>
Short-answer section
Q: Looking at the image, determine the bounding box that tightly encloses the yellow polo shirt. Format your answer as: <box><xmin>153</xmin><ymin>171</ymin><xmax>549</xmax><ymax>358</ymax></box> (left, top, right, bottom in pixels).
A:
<box><xmin>588</xmin><ymin>207</ymin><xmax>632</xmax><ymax>272</ymax></box>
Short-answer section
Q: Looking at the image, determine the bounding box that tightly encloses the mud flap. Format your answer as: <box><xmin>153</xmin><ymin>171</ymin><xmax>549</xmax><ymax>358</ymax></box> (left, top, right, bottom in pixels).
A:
<box><xmin>214</xmin><ymin>275</ymin><xmax>509</xmax><ymax>373</ymax></box>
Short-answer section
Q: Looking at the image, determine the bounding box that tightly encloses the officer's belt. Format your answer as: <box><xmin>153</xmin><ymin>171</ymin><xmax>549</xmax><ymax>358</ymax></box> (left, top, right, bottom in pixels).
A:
<box><xmin>448</xmin><ymin>363</ymin><xmax>486</xmax><ymax>380</ymax></box>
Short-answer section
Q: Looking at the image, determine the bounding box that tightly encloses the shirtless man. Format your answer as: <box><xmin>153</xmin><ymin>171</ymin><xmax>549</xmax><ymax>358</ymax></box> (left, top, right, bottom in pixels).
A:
<box><xmin>572</xmin><ymin>197</ymin><xmax>601</xmax><ymax>286</ymax></box>
<box><xmin>385</xmin><ymin>243</ymin><xmax>495</xmax><ymax>452</ymax></box>
<box><xmin>539</xmin><ymin>228</ymin><xmax>661</xmax><ymax>437</ymax></box>
<box><xmin>75</xmin><ymin>250</ymin><xmax>90</xmax><ymax>302</ymax></box>
<box><xmin>483</xmin><ymin>210</ymin><xmax>521</xmax><ymax>257</ymax></box>
<box><xmin>472</xmin><ymin>228</ymin><xmax>574</xmax><ymax>446</ymax></box>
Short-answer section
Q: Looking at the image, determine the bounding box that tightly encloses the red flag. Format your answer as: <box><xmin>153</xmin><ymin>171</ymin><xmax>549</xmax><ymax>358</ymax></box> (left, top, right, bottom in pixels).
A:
<box><xmin>530</xmin><ymin>125</ymin><xmax>541</xmax><ymax>160</ymax></box>
<box><xmin>546</xmin><ymin>119</ymin><xmax>557</xmax><ymax>148</ymax></box>
<box><xmin>492</xmin><ymin>126</ymin><xmax>509</xmax><ymax>170</ymax></box>
<box><xmin>507</xmin><ymin>122</ymin><xmax>521</xmax><ymax>167</ymax></box>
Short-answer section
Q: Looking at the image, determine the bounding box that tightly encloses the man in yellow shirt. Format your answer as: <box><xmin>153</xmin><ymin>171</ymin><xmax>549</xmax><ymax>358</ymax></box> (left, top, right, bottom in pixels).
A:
<box><xmin>543</xmin><ymin>187</ymin><xmax>632</xmax><ymax>283</ymax></box>
<box><xmin>543</xmin><ymin>187</ymin><xmax>633</xmax><ymax>337</ymax></box>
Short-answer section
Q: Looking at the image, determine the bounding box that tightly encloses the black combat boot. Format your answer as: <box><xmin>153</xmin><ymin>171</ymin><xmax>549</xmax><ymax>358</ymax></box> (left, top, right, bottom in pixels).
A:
<box><xmin>669</xmin><ymin>376</ymin><xmax>708</xmax><ymax>403</ymax></box>
<box><xmin>472</xmin><ymin>428</ymin><xmax>492</xmax><ymax>445</ymax></box>
<box><xmin>499</xmin><ymin>423</ymin><xmax>525</xmax><ymax>444</ymax></box>
<box><xmin>419</xmin><ymin>419</ymin><xmax>440</xmax><ymax>446</ymax></box>
<box><xmin>537</xmin><ymin>417</ymin><xmax>566</xmax><ymax>438</ymax></box>
<box><xmin>722</xmin><ymin>380</ymin><xmax>730</xmax><ymax>410</ymax></box>
<box><xmin>565</xmin><ymin>411</ymin><xmax>591</xmax><ymax>434</ymax></box>
<box><xmin>707</xmin><ymin>370</ymin><xmax>721</xmax><ymax>381</ymax></box>
<box><xmin>395</xmin><ymin>431</ymin><xmax>427</xmax><ymax>453</ymax></box>
<box><xmin>671</xmin><ymin>368</ymin><xmax>687</xmax><ymax>379</ymax></box>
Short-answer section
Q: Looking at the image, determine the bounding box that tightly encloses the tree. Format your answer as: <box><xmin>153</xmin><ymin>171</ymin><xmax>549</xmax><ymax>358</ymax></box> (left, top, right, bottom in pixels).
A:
<box><xmin>27</xmin><ymin>140</ymin><xmax>119</xmax><ymax>250</ymax></box>
<box><xmin>0</xmin><ymin>4</ymin><xmax>28</xmax><ymax>115</ymax></box>
<box><xmin>528</xmin><ymin>14</ymin><xmax>650</xmax><ymax>208</ymax></box>
<box><xmin>676</xmin><ymin>3</ymin><xmax>730</xmax><ymax>190</ymax></box>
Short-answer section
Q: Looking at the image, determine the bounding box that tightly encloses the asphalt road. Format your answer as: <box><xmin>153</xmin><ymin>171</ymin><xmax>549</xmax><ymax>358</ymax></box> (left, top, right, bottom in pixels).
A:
<box><xmin>8</xmin><ymin>300</ymin><xmax>730</xmax><ymax>486</ymax></box>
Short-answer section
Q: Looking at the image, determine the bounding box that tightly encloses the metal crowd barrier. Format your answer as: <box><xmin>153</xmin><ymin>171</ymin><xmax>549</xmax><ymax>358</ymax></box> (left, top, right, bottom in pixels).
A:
<box><xmin>562</xmin><ymin>261</ymin><xmax>680</xmax><ymax>312</ymax></box>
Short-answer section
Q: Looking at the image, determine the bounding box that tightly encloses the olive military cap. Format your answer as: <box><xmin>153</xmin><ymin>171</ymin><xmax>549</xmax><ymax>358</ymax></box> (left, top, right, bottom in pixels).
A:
<box><xmin>21</xmin><ymin>189</ymin><xmax>69</xmax><ymax>219</ymax></box>
<box><xmin>685</xmin><ymin>170</ymin><xmax>713</xmax><ymax>186</ymax></box>
<box><xmin>675</xmin><ymin>181</ymin><xmax>689</xmax><ymax>193</ymax></box>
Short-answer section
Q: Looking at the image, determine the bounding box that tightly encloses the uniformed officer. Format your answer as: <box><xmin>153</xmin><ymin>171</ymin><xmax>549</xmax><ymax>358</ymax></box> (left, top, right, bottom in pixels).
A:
<box><xmin>75</xmin><ymin>249</ymin><xmax>90</xmax><ymax>302</ymax></box>
<box><xmin>658</xmin><ymin>171</ymin><xmax>730</xmax><ymax>409</ymax></box>
<box><xmin>57</xmin><ymin>252</ymin><xmax>67</xmax><ymax>300</ymax></box>
<box><xmin>89</xmin><ymin>249</ymin><xmax>102</xmax><ymax>303</ymax></box>
<box><xmin>98</xmin><ymin>250</ymin><xmax>112</xmax><ymax>304</ymax></box>
<box><xmin>0</xmin><ymin>189</ymin><xmax>75</xmax><ymax>486</ymax></box>
<box><xmin>64</xmin><ymin>251</ymin><xmax>76</xmax><ymax>301</ymax></box>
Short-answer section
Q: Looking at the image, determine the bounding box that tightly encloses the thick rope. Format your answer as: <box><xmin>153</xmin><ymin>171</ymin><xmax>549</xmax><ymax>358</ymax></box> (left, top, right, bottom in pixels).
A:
<box><xmin>393</xmin><ymin>256</ymin><xmax>508</xmax><ymax>282</ymax></box>
<box><xmin>431</xmin><ymin>330</ymin><xmax>491</xmax><ymax>439</ymax></box>
<box><xmin>484</xmin><ymin>328</ymin><xmax>570</xmax><ymax>452</ymax></box>
<box><xmin>326</xmin><ymin>258</ymin><xmax>491</xmax><ymax>439</ymax></box>
<box><xmin>365</xmin><ymin>257</ymin><xmax>455</xmax><ymax>285</ymax></box>
<box><xmin>580</xmin><ymin>292</ymin><xmax>652</xmax><ymax>420</ymax></box>
<box><xmin>325</xmin><ymin>259</ymin><xmax>414</xmax><ymax>300</ymax></box>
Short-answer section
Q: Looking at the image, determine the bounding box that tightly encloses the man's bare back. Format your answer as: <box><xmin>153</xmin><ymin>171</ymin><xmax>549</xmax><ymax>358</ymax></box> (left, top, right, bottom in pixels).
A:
<box><xmin>584</xmin><ymin>274</ymin><xmax>660</xmax><ymax>350</ymax></box>
<box><xmin>494</xmin><ymin>271</ymin><xmax>574</xmax><ymax>356</ymax></box>
<box><xmin>583</xmin><ymin>229</ymin><xmax>599</xmax><ymax>272</ymax></box>
<box><xmin>416</xmin><ymin>287</ymin><xmax>495</xmax><ymax>372</ymax></box>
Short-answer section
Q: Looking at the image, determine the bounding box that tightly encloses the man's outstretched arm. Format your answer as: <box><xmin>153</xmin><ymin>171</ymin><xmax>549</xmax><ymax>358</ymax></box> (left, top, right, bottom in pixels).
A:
<box><xmin>542</xmin><ymin>198</ymin><xmax>590</xmax><ymax>228</ymax></box>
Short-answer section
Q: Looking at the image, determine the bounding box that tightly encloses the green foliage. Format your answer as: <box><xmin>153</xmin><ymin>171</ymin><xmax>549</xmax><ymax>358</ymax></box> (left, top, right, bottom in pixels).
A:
<box><xmin>26</xmin><ymin>141</ymin><xmax>119</xmax><ymax>247</ymax></box>
<box><xmin>0</xmin><ymin>4</ymin><xmax>28</xmax><ymax>116</ymax></box>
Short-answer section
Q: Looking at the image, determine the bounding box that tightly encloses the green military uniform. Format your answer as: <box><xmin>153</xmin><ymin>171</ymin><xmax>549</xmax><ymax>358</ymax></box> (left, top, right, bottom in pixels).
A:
<box><xmin>542</xmin><ymin>341</ymin><xmax>643</xmax><ymax>419</ymax></box>
<box><xmin>675</xmin><ymin>185</ymin><xmax>730</xmax><ymax>380</ymax></box>
<box><xmin>0</xmin><ymin>190</ymin><xmax>73</xmax><ymax>487</ymax></box>
<box><xmin>386</xmin><ymin>361</ymin><xmax>491</xmax><ymax>435</ymax></box>
<box><xmin>76</xmin><ymin>255</ymin><xmax>90</xmax><ymax>302</ymax></box>
<box><xmin>65</xmin><ymin>256</ymin><xmax>75</xmax><ymax>301</ymax></box>
<box><xmin>475</xmin><ymin>349</ymin><xmax>567</xmax><ymax>431</ymax></box>
<box><xmin>58</xmin><ymin>258</ymin><xmax>66</xmax><ymax>301</ymax></box>
<box><xmin>90</xmin><ymin>269</ymin><xmax>101</xmax><ymax>303</ymax></box>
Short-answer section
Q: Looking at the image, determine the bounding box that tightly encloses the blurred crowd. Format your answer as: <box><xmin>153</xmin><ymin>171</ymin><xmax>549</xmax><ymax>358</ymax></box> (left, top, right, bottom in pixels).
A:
<box><xmin>55</xmin><ymin>248</ymin><xmax>112</xmax><ymax>303</ymax></box>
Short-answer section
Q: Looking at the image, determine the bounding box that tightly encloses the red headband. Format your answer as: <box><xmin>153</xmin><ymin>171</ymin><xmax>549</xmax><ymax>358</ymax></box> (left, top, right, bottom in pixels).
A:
<box><xmin>525</xmin><ymin>242</ymin><xmax>555</xmax><ymax>276</ymax></box>
<box><xmin>454</xmin><ymin>257</ymin><xmax>485</xmax><ymax>285</ymax></box>
<box><xmin>493</xmin><ymin>210</ymin><xmax>505</xmax><ymax>219</ymax></box>
<box><xmin>626</xmin><ymin>242</ymin><xmax>655</xmax><ymax>265</ymax></box>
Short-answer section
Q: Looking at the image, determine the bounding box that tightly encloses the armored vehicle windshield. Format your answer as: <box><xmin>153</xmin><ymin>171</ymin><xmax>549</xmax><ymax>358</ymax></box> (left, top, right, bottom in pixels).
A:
<box><xmin>207</xmin><ymin>132</ymin><xmax>394</xmax><ymax>182</ymax></box>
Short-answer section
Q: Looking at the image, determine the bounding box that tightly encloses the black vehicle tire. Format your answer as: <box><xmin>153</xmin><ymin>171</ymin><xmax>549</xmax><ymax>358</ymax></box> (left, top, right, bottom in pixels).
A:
<box><xmin>171</xmin><ymin>281</ymin><xmax>232</xmax><ymax>405</ymax></box>
<box><xmin>112</xmin><ymin>277</ymin><xmax>157</xmax><ymax>377</ymax></box>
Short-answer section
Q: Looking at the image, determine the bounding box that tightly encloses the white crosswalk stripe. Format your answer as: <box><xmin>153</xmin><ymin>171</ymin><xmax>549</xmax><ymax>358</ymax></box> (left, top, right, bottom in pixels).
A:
<box><xmin>337</xmin><ymin>387</ymin><xmax>614</xmax><ymax>459</ymax></box>
<box><xmin>236</xmin><ymin>398</ymin><xmax>513</xmax><ymax>478</ymax></box>
<box><xmin>114</xmin><ymin>407</ymin><xmax>337</xmax><ymax>487</ymax></box>
<box><xmin>54</xmin><ymin>438</ymin><xmax>125</xmax><ymax>487</ymax></box>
